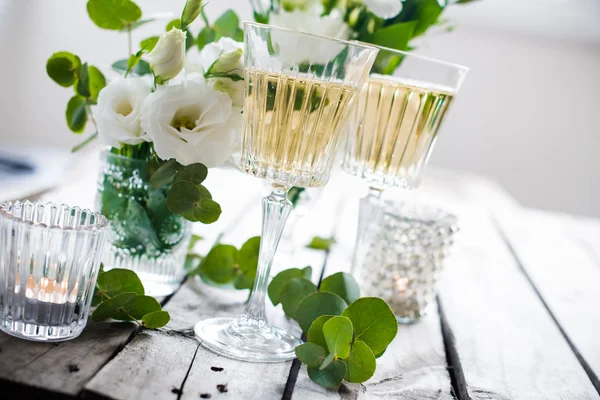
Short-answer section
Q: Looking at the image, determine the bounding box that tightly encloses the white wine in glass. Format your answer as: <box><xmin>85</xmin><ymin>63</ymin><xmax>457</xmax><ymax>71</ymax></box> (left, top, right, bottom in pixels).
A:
<box><xmin>194</xmin><ymin>22</ymin><xmax>378</xmax><ymax>363</ymax></box>
<box><xmin>341</xmin><ymin>46</ymin><xmax>468</xmax><ymax>275</ymax></box>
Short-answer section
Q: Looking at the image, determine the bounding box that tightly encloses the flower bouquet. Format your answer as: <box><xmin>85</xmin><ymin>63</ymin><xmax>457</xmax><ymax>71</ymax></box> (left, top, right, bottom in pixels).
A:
<box><xmin>46</xmin><ymin>0</ymin><xmax>246</xmax><ymax>295</ymax></box>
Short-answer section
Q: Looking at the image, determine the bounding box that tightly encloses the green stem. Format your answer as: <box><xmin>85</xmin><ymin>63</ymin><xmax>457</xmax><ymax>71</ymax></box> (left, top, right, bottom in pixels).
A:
<box><xmin>200</xmin><ymin>7</ymin><xmax>210</xmax><ymax>27</ymax></box>
<box><xmin>127</xmin><ymin>24</ymin><xmax>132</xmax><ymax>57</ymax></box>
<box><xmin>119</xmin><ymin>308</ymin><xmax>143</xmax><ymax>327</ymax></box>
<box><xmin>71</xmin><ymin>132</ymin><xmax>98</xmax><ymax>153</ymax></box>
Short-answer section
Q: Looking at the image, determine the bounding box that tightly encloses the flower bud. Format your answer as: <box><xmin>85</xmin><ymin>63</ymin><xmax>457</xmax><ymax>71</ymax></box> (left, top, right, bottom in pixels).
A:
<box><xmin>149</xmin><ymin>28</ymin><xmax>186</xmax><ymax>83</ymax></box>
<box><xmin>207</xmin><ymin>48</ymin><xmax>243</xmax><ymax>75</ymax></box>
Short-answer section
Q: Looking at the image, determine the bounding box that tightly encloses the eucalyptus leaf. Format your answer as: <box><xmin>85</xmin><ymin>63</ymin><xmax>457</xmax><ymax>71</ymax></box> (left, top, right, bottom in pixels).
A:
<box><xmin>213</xmin><ymin>10</ymin><xmax>240</xmax><ymax>39</ymax></box>
<box><xmin>126</xmin><ymin>49</ymin><xmax>144</xmax><ymax>76</ymax></box>
<box><xmin>167</xmin><ymin>181</ymin><xmax>200</xmax><ymax>213</ymax></box>
<box><xmin>140</xmin><ymin>36</ymin><xmax>160</xmax><ymax>52</ymax></box>
<box><xmin>180</xmin><ymin>0</ymin><xmax>203</xmax><ymax>30</ymax></box>
<box><xmin>343</xmin><ymin>340</ymin><xmax>376</xmax><ymax>383</ymax></box>
<box><xmin>91</xmin><ymin>292</ymin><xmax>137</xmax><ymax>322</ymax></box>
<box><xmin>96</xmin><ymin>268</ymin><xmax>145</xmax><ymax>297</ymax></box>
<box><xmin>307</xmin><ymin>315</ymin><xmax>333</xmax><ymax>349</ymax></box>
<box><xmin>76</xmin><ymin>62</ymin><xmax>91</xmax><ymax>98</ymax></box>
<box><xmin>306</xmin><ymin>236</ymin><xmax>335</xmax><ymax>251</ymax></box>
<box><xmin>66</xmin><ymin>95</ymin><xmax>88</xmax><ymax>133</ymax></box>
<box><xmin>238</xmin><ymin>236</ymin><xmax>260</xmax><ymax>275</ymax></box>
<box><xmin>200</xmin><ymin>244</ymin><xmax>238</xmax><ymax>284</ymax></box>
<box><xmin>268</xmin><ymin>267</ymin><xmax>310</xmax><ymax>306</ymax></box>
<box><xmin>197</xmin><ymin>27</ymin><xmax>216</xmax><ymax>50</ymax></box>
<box><xmin>141</xmin><ymin>310</ymin><xmax>171</xmax><ymax>328</ymax></box>
<box><xmin>233</xmin><ymin>273</ymin><xmax>255</xmax><ymax>290</ymax></box>
<box><xmin>118</xmin><ymin>295</ymin><xmax>161</xmax><ymax>320</ymax></box>
<box><xmin>297</xmin><ymin>292</ymin><xmax>348</xmax><ymax>333</ymax></box>
<box><xmin>173</xmin><ymin>163</ymin><xmax>208</xmax><ymax>185</ymax></box>
<box><xmin>87</xmin><ymin>0</ymin><xmax>142</xmax><ymax>30</ymax></box>
<box><xmin>323</xmin><ymin>316</ymin><xmax>353</xmax><ymax>359</ymax></box>
<box><xmin>320</xmin><ymin>272</ymin><xmax>360</xmax><ymax>305</ymax></box>
<box><xmin>342</xmin><ymin>297</ymin><xmax>398</xmax><ymax>355</ymax></box>
<box><xmin>192</xmin><ymin>198</ymin><xmax>222</xmax><ymax>224</ymax></box>
<box><xmin>88</xmin><ymin>65</ymin><xmax>106</xmax><ymax>101</ymax></box>
<box><xmin>46</xmin><ymin>51</ymin><xmax>81</xmax><ymax>87</ymax></box>
<box><xmin>112</xmin><ymin>59</ymin><xmax>152</xmax><ymax>76</ymax></box>
<box><xmin>295</xmin><ymin>342</ymin><xmax>327</xmax><ymax>368</ymax></box>
<box><xmin>280</xmin><ymin>278</ymin><xmax>317</xmax><ymax>318</ymax></box>
<box><xmin>319</xmin><ymin>352</ymin><xmax>335</xmax><ymax>370</ymax></box>
<box><xmin>307</xmin><ymin>360</ymin><xmax>346</xmax><ymax>389</ymax></box>
<box><xmin>150</xmin><ymin>159</ymin><xmax>181</xmax><ymax>188</ymax></box>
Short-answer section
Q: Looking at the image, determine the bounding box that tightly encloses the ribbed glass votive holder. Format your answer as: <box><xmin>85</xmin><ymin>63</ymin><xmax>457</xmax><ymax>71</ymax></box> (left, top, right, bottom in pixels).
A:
<box><xmin>360</xmin><ymin>201</ymin><xmax>458</xmax><ymax>323</ymax></box>
<box><xmin>0</xmin><ymin>201</ymin><xmax>108</xmax><ymax>341</ymax></box>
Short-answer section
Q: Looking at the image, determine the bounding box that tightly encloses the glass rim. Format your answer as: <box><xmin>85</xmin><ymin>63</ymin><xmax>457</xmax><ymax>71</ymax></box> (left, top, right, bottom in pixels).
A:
<box><xmin>243</xmin><ymin>22</ymin><xmax>379</xmax><ymax>53</ymax></box>
<box><xmin>383</xmin><ymin>200</ymin><xmax>459</xmax><ymax>228</ymax></box>
<box><xmin>0</xmin><ymin>200</ymin><xmax>109</xmax><ymax>233</ymax></box>
<box><xmin>354</xmin><ymin>41</ymin><xmax>469</xmax><ymax>74</ymax></box>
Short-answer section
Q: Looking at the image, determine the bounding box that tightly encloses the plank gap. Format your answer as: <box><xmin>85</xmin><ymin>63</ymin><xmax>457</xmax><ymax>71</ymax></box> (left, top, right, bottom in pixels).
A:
<box><xmin>176</xmin><ymin>342</ymin><xmax>202</xmax><ymax>400</ymax></box>
<box><xmin>437</xmin><ymin>296</ymin><xmax>470</xmax><ymax>400</ymax></box>
<box><xmin>493</xmin><ymin>219</ymin><xmax>600</xmax><ymax>396</ymax></box>
<box><xmin>282</xmin><ymin>358</ymin><xmax>302</xmax><ymax>400</ymax></box>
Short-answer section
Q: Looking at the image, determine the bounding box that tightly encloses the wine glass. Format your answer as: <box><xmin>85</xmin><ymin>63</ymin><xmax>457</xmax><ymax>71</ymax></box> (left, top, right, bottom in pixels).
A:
<box><xmin>194</xmin><ymin>22</ymin><xmax>378</xmax><ymax>362</ymax></box>
<box><xmin>341</xmin><ymin>45</ymin><xmax>468</xmax><ymax>275</ymax></box>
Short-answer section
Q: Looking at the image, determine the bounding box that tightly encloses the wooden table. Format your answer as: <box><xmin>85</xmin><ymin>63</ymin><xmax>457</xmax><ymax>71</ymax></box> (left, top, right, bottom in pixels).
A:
<box><xmin>1</xmin><ymin>165</ymin><xmax>599</xmax><ymax>400</ymax></box>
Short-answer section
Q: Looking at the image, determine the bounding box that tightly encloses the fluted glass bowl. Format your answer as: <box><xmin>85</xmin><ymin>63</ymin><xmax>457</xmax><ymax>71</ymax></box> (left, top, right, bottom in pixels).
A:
<box><xmin>0</xmin><ymin>201</ymin><xmax>108</xmax><ymax>341</ymax></box>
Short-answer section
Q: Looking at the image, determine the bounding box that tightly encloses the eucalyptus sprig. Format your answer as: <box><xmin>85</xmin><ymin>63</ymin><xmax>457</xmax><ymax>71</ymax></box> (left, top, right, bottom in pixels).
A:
<box><xmin>91</xmin><ymin>267</ymin><xmax>170</xmax><ymax>329</ymax></box>
<box><xmin>188</xmin><ymin>236</ymin><xmax>261</xmax><ymax>290</ymax></box>
<box><xmin>269</xmin><ymin>269</ymin><xmax>398</xmax><ymax>389</ymax></box>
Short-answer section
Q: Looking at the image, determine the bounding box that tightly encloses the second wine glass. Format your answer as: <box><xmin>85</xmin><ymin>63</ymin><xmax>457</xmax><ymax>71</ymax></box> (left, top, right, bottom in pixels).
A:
<box><xmin>194</xmin><ymin>22</ymin><xmax>378</xmax><ymax>362</ymax></box>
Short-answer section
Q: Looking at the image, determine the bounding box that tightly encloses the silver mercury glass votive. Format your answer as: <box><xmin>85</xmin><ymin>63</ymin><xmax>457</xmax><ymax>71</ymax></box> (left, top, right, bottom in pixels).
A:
<box><xmin>359</xmin><ymin>201</ymin><xmax>458</xmax><ymax>323</ymax></box>
<box><xmin>0</xmin><ymin>201</ymin><xmax>108</xmax><ymax>341</ymax></box>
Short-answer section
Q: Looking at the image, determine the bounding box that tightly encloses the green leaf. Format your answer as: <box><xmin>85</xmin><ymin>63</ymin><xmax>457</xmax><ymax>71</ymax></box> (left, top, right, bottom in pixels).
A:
<box><xmin>167</xmin><ymin>181</ymin><xmax>200</xmax><ymax>213</ymax></box>
<box><xmin>287</xmin><ymin>187</ymin><xmax>305</xmax><ymax>207</ymax></box>
<box><xmin>307</xmin><ymin>360</ymin><xmax>346</xmax><ymax>389</ymax></box>
<box><xmin>368</xmin><ymin>21</ymin><xmax>416</xmax><ymax>51</ymax></box>
<box><xmin>112</xmin><ymin>59</ymin><xmax>152</xmax><ymax>76</ymax></box>
<box><xmin>76</xmin><ymin>62</ymin><xmax>91</xmax><ymax>98</ymax></box>
<box><xmin>140</xmin><ymin>36</ymin><xmax>160</xmax><ymax>52</ymax></box>
<box><xmin>342</xmin><ymin>297</ymin><xmax>398</xmax><ymax>355</ymax></box>
<box><xmin>343</xmin><ymin>341</ymin><xmax>376</xmax><ymax>383</ymax></box>
<box><xmin>238</xmin><ymin>236</ymin><xmax>260</xmax><ymax>275</ymax></box>
<box><xmin>88</xmin><ymin>65</ymin><xmax>106</xmax><ymax>101</ymax></box>
<box><xmin>96</xmin><ymin>268</ymin><xmax>145</xmax><ymax>297</ymax></box>
<box><xmin>323</xmin><ymin>316</ymin><xmax>353</xmax><ymax>359</ymax></box>
<box><xmin>180</xmin><ymin>0</ymin><xmax>203</xmax><ymax>30</ymax></box>
<box><xmin>412</xmin><ymin>1</ymin><xmax>444</xmax><ymax>37</ymax></box>
<box><xmin>189</xmin><ymin>234</ymin><xmax>204</xmax><ymax>250</ymax></box>
<box><xmin>307</xmin><ymin>315</ymin><xmax>333</xmax><ymax>349</ymax></box>
<box><xmin>213</xmin><ymin>10</ymin><xmax>240</xmax><ymax>39</ymax></box>
<box><xmin>320</xmin><ymin>272</ymin><xmax>360</xmax><ymax>305</ymax></box>
<box><xmin>125</xmin><ymin>16</ymin><xmax>158</xmax><ymax>31</ymax></box>
<box><xmin>91</xmin><ymin>292</ymin><xmax>137</xmax><ymax>322</ymax></box>
<box><xmin>150</xmin><ymin>159</ymin><xmax>182</xmax><ymax>188</ymax></box>
<box><xmin>253</xmin><ymin>11</ymin><xmax>268</xmax><ymax>24</ymax></box>
<box><xmin>268</xmin><ymin>267</ymin><xmax>309</xmax><ymax>306</ymax></box>
<box><xmin>233</xmin><ymin>273</ymin><xmax>254</xmax><ymax>290</ymax></box>
<box><xmin>166</xmin><ymin>19</ymin><xmax>180</xmax><ymax>31</ymax></box>
<box><xmin>306</xmin><ymin>236</ymin><xmax>335</xmax><ymax>251</ymax></box>
<box><xmin>280</xmin><ymin>278</ymin><xmax>317</xmax><ymax>318</ymax></box>
<box><xmin>295</xmin><ymin>342</ymin><xmax>327</xmax><ymax>368</ymax></box>
<box><xmin>200</xmin><ymin>244</ymin><xmax>238</xmax><ymax>284</ymax></box>
<box><xmin>374</xmin><ymin>348</ymin><xmax>386</xmax><ymax>358</ymax></box>
<box><xmin>126</xmin><ymin>49</ymin><xmax>144</xmax><ymax>77</ymax></box>
<box><xmin>66</xmin><ymin>95</ymin><xmax>88</xmax><ymax>133</ymax></box>
<box><xmin>141</xmin><ymin>310</ymin><xmax>171</xmax><ymax>328</ymax></box>
<box><xmin>173</xmin><ymin>163</ymin><xmax>208</xmax><ymax>185</ymax></box>
<box><xmin>319</xmin><ymin>352</ymin><xmax>335</xmax><ymax>370</ymax></box>
<box><xmin>118</xmin><ymin>295</ymin><xmax>161</xmax><ymax>320</ymax></box>
<box><xmin>197</xmin><ymin>27</ymin><xmax>216</xmax><ymax>50</ymax></box>
<box><xmin>192</xmin><ymin>198</ymin><xmax>222</xmax><ymax>224</ymax></box>
<box><xmin>297</xmin><ymin>292</ymin><xmax>348</xmax><ymax>333</ymax></box>
<box><xmin>87</xmin><ymin>0</ymin><xmax>142</xmax><ymax>30</ymax></box>
<box><xmin>46</xmin><ymin>51</ymin><xmax>81</xmax><ymax>87</ymax></box>
<box><xmin>185</xmin><ymin>253</ymin><xmax>202</xmax><ymax>272</ymax></box>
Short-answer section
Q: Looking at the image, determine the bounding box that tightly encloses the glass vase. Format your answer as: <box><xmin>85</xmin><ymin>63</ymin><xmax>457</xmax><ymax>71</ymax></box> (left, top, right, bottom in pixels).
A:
<box><xmin>0</xmin><ymin>201</ymin><xmax>108</xmax><ymax>341</ymax></box>
<box><xmin>97</xmin><ymin>149</ymin><xmax>192</xmax><ymax>297</ymax></box>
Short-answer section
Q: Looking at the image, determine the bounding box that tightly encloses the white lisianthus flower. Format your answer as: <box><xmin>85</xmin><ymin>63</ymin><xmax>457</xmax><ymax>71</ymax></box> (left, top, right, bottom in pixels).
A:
<box><xmin>149</xmin><ymin>28</ymin><xmax>186</xmax><ymax>83</ymax></box>
<box><xmin>362</xmin><ymin>0</ymin><xmax>403</xmax><ymax>19</ymax></box>
<box><xmin>269</xmin><ymin>6</ymin><xmax>351</xmax><ymax>64</ymax></box>
<box><xmin>95</xmin><ymin>77</ymin><xmax>152</xmax><ymax>147</ymax></box>
<box><xmin>186</xmin><ymin>38</ymin><xmax>245</xmax><ymax>108</ymax></box>
<box><xmin>141</xmin><ymin>75</ymin><xmax>241</xmax><ymax>167</ymax></box>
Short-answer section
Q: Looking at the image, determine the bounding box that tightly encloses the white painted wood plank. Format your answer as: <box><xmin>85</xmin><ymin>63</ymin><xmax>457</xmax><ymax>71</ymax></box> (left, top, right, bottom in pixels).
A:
<box><xmin>291</xmin><ymin>186</ymin><xmax>453</xmax><ymax>400</ymax></box>
<box><xmin>438</xmin><ymin>204</ymin><xmax>599</xmax><ymax>400</ymax></box>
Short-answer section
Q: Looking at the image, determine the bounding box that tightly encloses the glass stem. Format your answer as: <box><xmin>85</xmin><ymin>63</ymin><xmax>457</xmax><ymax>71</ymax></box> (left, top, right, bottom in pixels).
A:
<box><xmin>238</xmin><ymin>186</ymin><xmax>292</xmax><ymax>328</ymax></box>
<box><xmin>351</xmin><ymin>187</ymin><xmax>385</xmax><ymax>276</ymax></box>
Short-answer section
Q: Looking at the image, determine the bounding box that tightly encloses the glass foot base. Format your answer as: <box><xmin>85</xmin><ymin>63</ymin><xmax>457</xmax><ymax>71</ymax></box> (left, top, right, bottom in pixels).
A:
<box><xmin>194</xmin><ymin>317</ymin><xmax>302</xmax><ymax>363</ymax></box>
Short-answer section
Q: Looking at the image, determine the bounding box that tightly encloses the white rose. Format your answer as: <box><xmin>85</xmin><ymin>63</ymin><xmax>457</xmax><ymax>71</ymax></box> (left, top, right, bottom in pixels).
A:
<box><xmin>95</xmin><ymin>77</ymin><xmax>152</xmax><ymax>148</ymax></box>
<box><xmin>149</xmin><ymin>28</ymin><xmax>186</xmax><ymax>83</ymax></box>
<box><xmin>362</xmin><ymin>0</ymin><xmax>403</xmax><ymax>19</ymax></box>
<box><xmin>269</xmin><ymin>6</ymin><xmax>351</xmax><ymax>64</ymax></box>
<box><xmin>185</xmin><ymin>38</ymin><xmax>245</xmax><ymax>108</ymax></box>
<box><xmin>140</xmin><ymin>76</ymin><xmax>242</xmax><ymax>167</ymax></box>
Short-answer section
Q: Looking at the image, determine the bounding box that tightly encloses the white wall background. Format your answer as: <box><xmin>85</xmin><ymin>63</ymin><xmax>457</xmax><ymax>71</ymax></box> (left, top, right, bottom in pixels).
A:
<box><xmin>0</xmin><ymin>0</ymin><xmax>599</xmax><ymax>216</ymax></box>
